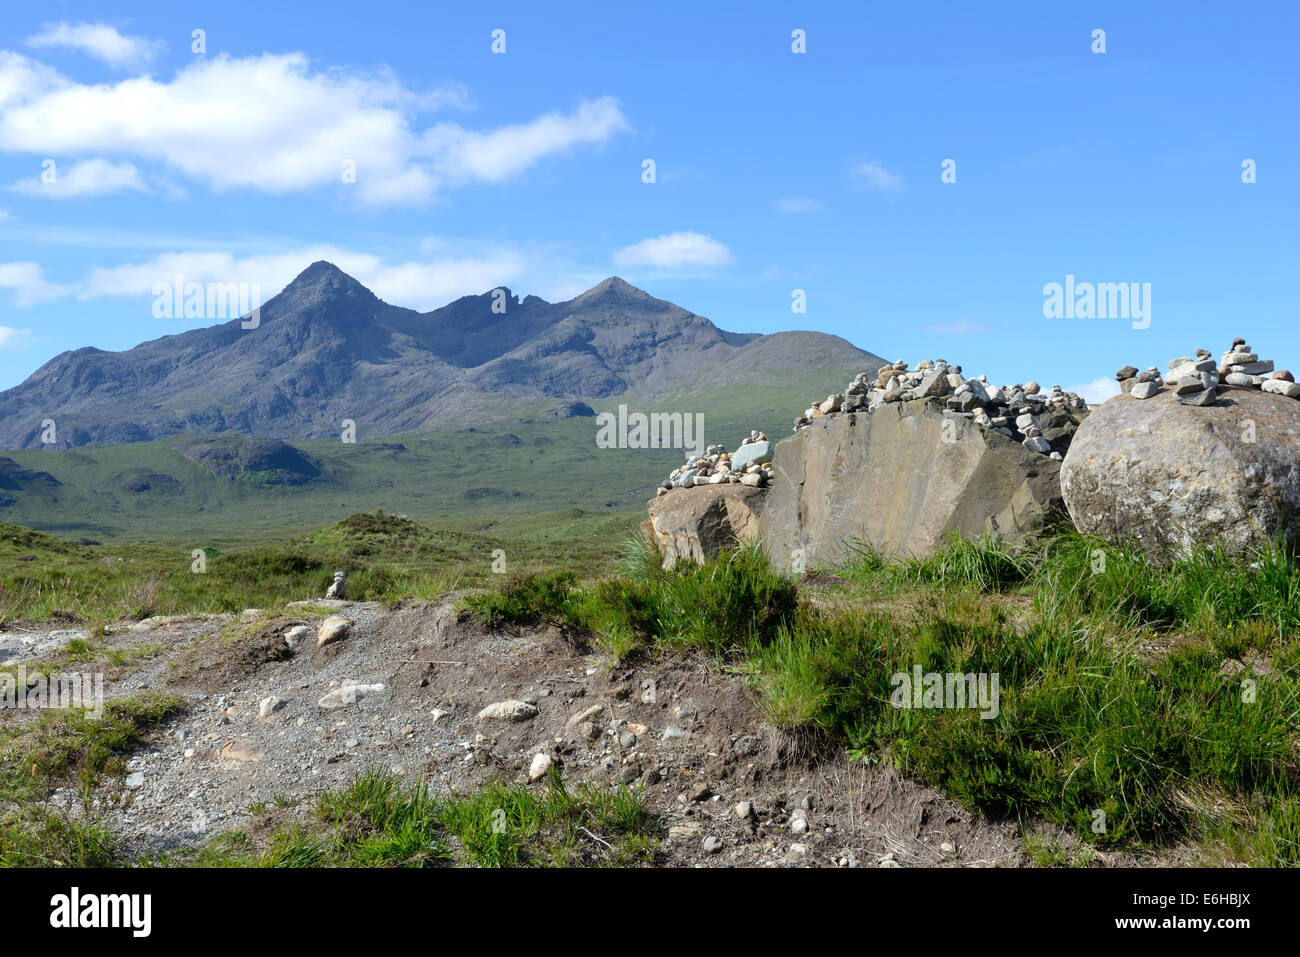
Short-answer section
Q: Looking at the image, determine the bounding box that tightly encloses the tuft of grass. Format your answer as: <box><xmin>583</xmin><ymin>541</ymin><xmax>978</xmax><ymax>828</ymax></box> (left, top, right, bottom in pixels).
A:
<box><xmin>0</xmin><ymin>691</ymin><xmax>184</xmax><ymax>867</ymax></box>
<box><xmin>191</xmin><ymin>769</ymin><xmax>658</xmax><ymax>868</ymax></box>
<box><xmin>750</xmin><ymin>623</ymin><xmax>833</xmax><ymax>730</ymax></box>
<box><xmin>1030</xmin><ymin>531</ymin><xmax>1300</xmax><ymax>634</ymax></box>
<box><xmin>1</xmin><ymin>692</ymin><xmax>185</xmax><ymax>801</ymax></box>
<box><xmin>459</xmin><ymin>571</ymin><xmax>577</xmax><ymax>627</ymax></box>
<box><xmin>0</xmin><ymin>808</ymin><xmax>120</xmax><ymax>867</ymax></box>
<box><xmin>462</xmin><ymin>540</ymin><xmax>799</xmax><ymax>660</ymax></box>
<box><xmin>841</xmin><ymin>533</ymin><xmax>1032</xmax><ymax>593</ymax></box>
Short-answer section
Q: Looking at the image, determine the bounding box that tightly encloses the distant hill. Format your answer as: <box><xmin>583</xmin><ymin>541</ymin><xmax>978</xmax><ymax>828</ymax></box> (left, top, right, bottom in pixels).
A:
<box><xmin>0</xmin><ymin>262</ymin><xmax>884</xmax><ymax>450</ymax></box>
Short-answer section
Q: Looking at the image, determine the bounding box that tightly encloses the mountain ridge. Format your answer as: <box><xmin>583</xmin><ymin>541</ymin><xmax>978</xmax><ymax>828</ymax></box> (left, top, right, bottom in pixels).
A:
<box><xmin>0</xmin><ymin>262</ymin><xmax>884</xmax><ymax>449</ymax></box>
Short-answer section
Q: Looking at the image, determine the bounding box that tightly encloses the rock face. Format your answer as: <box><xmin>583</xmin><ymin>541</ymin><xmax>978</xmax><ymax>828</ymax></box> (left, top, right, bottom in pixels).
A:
<box><xmin>642</xmin><ymin>484</ymin><xmax>767</xmax><ymax>569</ymax></box>
<box><xmin>761</xmin><ymin>398</ymin><xmax>1074</xmax><ymax>568</ymax></box>
<box><xmin>1060</xmin><ymin>388</ymin><xmax>1300</xmax><ymax>557</ymax></box>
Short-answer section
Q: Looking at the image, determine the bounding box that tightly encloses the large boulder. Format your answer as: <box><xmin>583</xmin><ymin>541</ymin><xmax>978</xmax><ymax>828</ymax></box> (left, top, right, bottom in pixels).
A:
<box><xmin>1060</xmin><ymin>388</ymin><xmax>1300</xmax><ymax>557</ymax></box>
<box><xmin>642</xmin><ymin>484</ymin><xmax>767</xmax><ymax>569</ymax></box>
<box><xmin>761</xmin><ymin>398</ymin><xmax>1072</xmax><ymax>569</ymax></box>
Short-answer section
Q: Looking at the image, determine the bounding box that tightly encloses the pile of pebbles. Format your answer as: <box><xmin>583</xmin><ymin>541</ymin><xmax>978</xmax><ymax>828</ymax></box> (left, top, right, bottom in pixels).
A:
<box><xmin>657</xmin><ymin>431</ymin><xmax>775</xmax><ymax>495</ymax></box>
<box><xmin>1117</xmin><ymin>339</ymin><xmax>1300</xmax><ymax>405</ymax></box>
<box><xmin>793</xmin><ymin>359</ymin><xmax>1088</xmax><ymax>459</ymax></box>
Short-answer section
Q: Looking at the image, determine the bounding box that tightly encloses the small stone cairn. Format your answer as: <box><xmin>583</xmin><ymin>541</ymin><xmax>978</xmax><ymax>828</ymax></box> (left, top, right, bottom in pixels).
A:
<box><xmin>657</xmin><ymin>431</ymin><xmax>775</xmax><ymax>495</ymax></box>
<box><xmin>1117</xmin><ymin>339</ymin><xmax>1300</xmax><ymax>406</ymax></box>
<box><xmin>793</xmin><ymin>359</ymin><xmax>1087</xmax><ymax>460</ymax></box>
<box><xmin>324</xmin><ymin>570</ymin><xmax>346</xmax><ymax>600</ymax></box>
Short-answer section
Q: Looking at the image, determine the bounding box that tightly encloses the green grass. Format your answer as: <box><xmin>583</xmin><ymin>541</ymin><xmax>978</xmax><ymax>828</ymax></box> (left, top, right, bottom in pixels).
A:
<box><xmin>1028</xmin><ymin>531</ymin><xmax>1300</xmax><ymax>635</ymax></box>
<box><xmin>0</xmin><ymin>362</ymin><xmax>869</xmax><ymax>547</ymax></box>
<box><xmin>0</xmin><ymin>509</ymin><xmax>637</xmax><ymax>624</ymax></box>
<box><xmin>0</xmin><ymin>692</ymin><xmax>185</xmax><ymax>800</ymax></box>
<box><xmin>460</xmin><ymin>539</ymin><xmax>800</xmax><ymax>658</ymax></box>
<box><xmin>0</xmin><ymin>692</ymin><xmax>185</xmax><ymax>866</ymax></box>
<box><xmin>7</xmin><ymin>504</ymin><xmax>1299</xmax><ymax>867</ymax></box>
<box><xmin>462</xmin><ymin>530</ymin><xmax>1300</xmax><ymax>865</ymax></box>
<box><xmin>842</xmin><ymin>532</ymin><xmax>1034</xmax><ymax>592</ymax></box>
<box><xmin>186</xmin><ymin>769</ymin><xmax>659</xmax><ymax>868</ymax></box>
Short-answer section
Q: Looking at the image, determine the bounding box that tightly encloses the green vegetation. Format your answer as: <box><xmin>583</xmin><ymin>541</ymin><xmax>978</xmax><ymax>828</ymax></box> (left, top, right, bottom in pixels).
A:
<box><xmin>0</xmin><ymin>365</ymin><xmax>860</xmax><ymax>547</ymax></box>
<box><xmin>463</xmin><ymin>531</ymin><xmax>1300</xmax><ymax>865</ymax></box>
<box><xmin>0</xmin><ymin>510</ymin><xmax>636</xmax><ymax>624</ymax></box>
<box><xmin>5</xmin><ymin>503</ymin><xmax>1298</xmax><ymax>867</ymax></box>
<box><xmin>185</xmin><ymin>769</ymin><xmax>658</xmax><ymax>868</ymax></box>
<box><xmin>461</xmin><ymin>540</ymin><xmax>799</xmax><ymax>658</ymax></box>
<box><xmin>0</xmin><ymin>692</ymin><xmax>184</xmax><ymax>866</ymax></box>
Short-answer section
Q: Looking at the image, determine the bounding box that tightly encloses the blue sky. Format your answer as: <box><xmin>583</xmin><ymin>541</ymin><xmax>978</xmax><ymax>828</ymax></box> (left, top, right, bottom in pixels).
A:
<box><xmin>0</xmin><ymin>1</ymin><xmax>1295</xmax><ymax>400</ymax></box>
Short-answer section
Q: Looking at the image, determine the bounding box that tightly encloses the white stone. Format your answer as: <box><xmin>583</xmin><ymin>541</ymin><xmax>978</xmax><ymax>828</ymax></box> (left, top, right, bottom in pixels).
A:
<box><xmin>318</xmin><ymin>681</ymin><xmax>384</xmax><ymax>709</ymax></box>
<box><xmin>316</xmin><ymin>615</ymin><xmax>353</xmax><ymax>647</ymax></box>
<box><xmin>528</xmin><ymin>752</ymin><xmax>553</xmax><ymax>781</ymax></box>
<box><xmin>1262</xmin><ymin>378</ymin><xmax>1300</xmax><ymax>399</ymax></box>
<box><xmin>476</xmin><ymin>700</ymin><xmax>539</xmax><ymax>722</ymax></box>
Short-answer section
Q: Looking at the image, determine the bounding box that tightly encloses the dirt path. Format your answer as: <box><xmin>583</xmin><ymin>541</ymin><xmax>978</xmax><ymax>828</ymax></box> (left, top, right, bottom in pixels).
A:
<box><xmin>3</xmin><ymin>598</ymin><xmax>1145</xmax><ymax>867</ymax></box>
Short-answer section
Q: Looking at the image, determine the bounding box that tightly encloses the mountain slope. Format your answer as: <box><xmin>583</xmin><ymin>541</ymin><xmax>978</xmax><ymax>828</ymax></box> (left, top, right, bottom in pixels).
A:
<box><xmin>0</xmin><ymin>263</ymin><xmax>885</xmax><ymax>449</ymax></box>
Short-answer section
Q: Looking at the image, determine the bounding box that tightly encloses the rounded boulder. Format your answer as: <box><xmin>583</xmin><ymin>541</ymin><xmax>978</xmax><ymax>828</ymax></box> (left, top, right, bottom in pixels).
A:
<box><xmin>1060</xmin><ymin>387</ymin><xmax>1300</xmax><ymax>557</ymax></box>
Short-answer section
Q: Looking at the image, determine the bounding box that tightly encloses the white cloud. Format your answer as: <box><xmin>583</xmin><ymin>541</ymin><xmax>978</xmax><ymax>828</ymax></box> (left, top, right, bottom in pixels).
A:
<box><xmin>0</xmin><ymin>52</ymin><xmax>66</xmax><ymax>111</ymax></box>
<box><xmin>0</xmin><ymin>51</ymin><xmax>628</xmax><ymax>206</ymax></box>
<box><xmin>613</xmin><ymin>231</ymin><xmax>734</xmax><ymax>270</ymax></box>
<box><xmin>8</xmin><ymin>157</ymin><xmax>148</xmax><ymax>198</ymax></box>
<box><xmin>1069</xmin><ymin>376</ymin><xmax>1121</xmax><ymax>406</ymax></box>
<box><xmin>924</xmin><ymin>319</ymin><xmax>991</xmax><ymax>336</ymax></box>
<box><xmin>852</xmin><ymin>160</ymin><xmax>904</xmax><ymax>191</ymax></box>
<box><xmin>74</xmin><ymin>246</ymin><xmax>535</xmax><ymax>313</ymax></box>
<box><xmin>1</xmin><ymin>237</ymin><xmax>622</xmax><ymax>314</ymax></box>
<box><xmin>777</xmin><ymin>196</ymin><xmax>821</xmax><ymax>214</ymax></box>
<box><xmin>424</xmin><ymin>97</ymin><xmax>629</xmax><ymax>184</ymax></box>
<box><xmin>0</xmin><ymin>207</ymin><xmax>8</xmax><ymax>220</ymax></box>
<box><xmin>0</xmin><ymin>325</ymin><xmax>34</xmax><ymax>348</ymax></box>
<box><xmin>0</xmin><ymin>261</ymin><xmax>66</xmax><ymax>305</ymax></box>
<box><xmin>26</xmin><ymin>22</ymin><xmax>165</xmax><ymax>71</ymax></box>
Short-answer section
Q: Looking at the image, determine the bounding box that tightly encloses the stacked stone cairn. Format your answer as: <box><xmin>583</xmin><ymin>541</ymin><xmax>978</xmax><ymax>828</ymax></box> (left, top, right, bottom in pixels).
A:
<box><xmin>1117</xmin><ymin>339</ymin><xmax>1300</xmax><ymax>406</ymax></box>
<box><xmin>792</xmin><ymin>359</ymin><xmax>1088</xmax><ymax>460</ymax></box>
<box><xmin>657</xmin><ymin>431</ymin><xmax>775</xmax><ymax>495</ymax></box>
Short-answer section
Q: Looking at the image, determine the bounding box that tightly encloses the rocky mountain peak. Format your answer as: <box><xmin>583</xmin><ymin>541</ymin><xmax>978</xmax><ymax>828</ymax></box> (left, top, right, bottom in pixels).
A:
<box><xmin>573</xmin><ymin>276</ymin><xmax>657</xmax><ymax>306</ymax></box>
<box><xmin>279</xmin><ymin>261</ymin><xmax>378</xmax><ymax>309</ymax></box>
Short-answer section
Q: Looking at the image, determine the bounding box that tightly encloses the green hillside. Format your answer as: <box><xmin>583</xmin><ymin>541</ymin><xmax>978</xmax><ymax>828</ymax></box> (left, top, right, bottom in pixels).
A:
<box><xmin>0</xmin><ymin>369</ymin><xmax>857</xmax><ymax>545</ymax></box>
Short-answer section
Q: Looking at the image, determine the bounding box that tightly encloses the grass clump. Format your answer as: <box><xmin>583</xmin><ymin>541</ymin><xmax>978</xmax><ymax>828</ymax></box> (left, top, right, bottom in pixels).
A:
<box><xmin>0</xmin><ymin>691</ymin><xmax>184</xmax><ymax>867</ymax></box>
<box><xmin>1</xmin><ymin>692</ymin><xmax>185</xmax><ymax>800</ymax></box>
<box><xmin>1030</xmin><ymin>532</ymin><xmax>1300</xmax><ymax>635</ymax></box>
<box><xmin>460</xmin><ymin>571</ymin><xmax>578</xmax><ymax>627</ymax></box>
<box><xmin>461</xmin><ymin>540</ymin><xmax>799</xmax><ymax>659</ymax></box>
<box><xmin>790</xmin><ymin>533</ymin><xmax>1300</xmax><ymax>862</ymax></box>
<box><xmin>193</xmin><ymin>769</ymin><xmax>658</xmax><ymax>868</ymax></box>
<box><xmin>842</xmin><ymin>533</ymin><xmax>1032</xmax><ymax>593</ymax></box>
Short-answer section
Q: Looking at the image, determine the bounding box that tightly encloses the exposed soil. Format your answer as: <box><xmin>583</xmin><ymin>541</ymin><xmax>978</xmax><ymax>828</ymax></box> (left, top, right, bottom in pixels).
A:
<box><xmin>3</xmin><ymin>597</ymin><xmax>1157</xmax><ymax>867</ymax></box>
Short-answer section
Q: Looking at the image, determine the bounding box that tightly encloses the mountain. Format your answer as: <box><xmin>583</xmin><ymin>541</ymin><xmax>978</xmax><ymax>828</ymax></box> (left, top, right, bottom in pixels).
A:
<box><xmin>0</xmin><ymin>263</ymin><xmax>884</xmax><ymax>450</ymax></box>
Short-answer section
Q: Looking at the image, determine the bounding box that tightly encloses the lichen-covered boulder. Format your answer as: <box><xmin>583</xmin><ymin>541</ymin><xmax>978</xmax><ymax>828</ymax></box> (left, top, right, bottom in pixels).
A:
<box><xmin>1060</xmin><ymin>387</ymin><xmax>1300</xmax><ymax>557</ymax></box>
